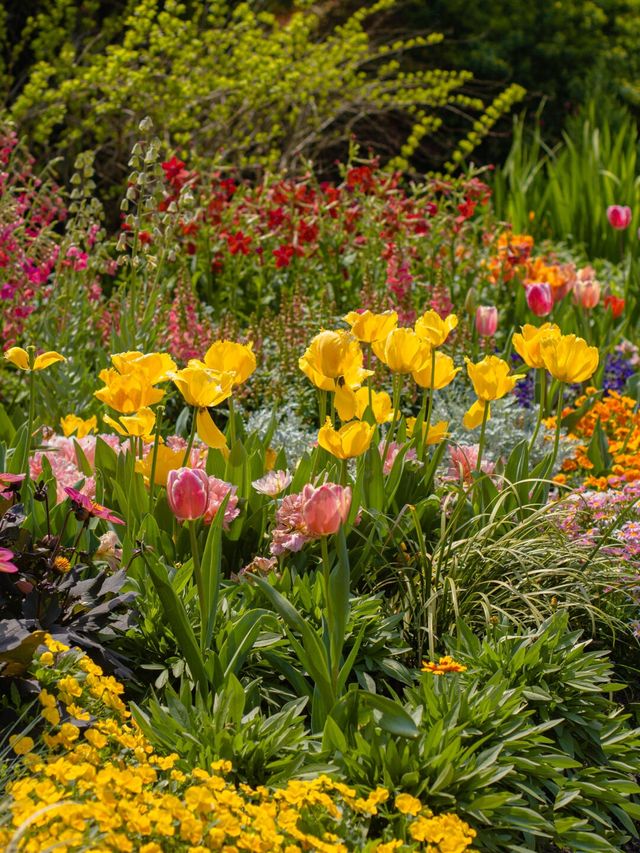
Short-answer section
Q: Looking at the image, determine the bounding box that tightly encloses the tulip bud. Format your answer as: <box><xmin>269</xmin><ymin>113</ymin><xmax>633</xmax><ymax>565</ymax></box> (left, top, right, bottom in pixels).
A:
<box><xmin>464</xmin><ymin>287</ymin><xmax>477</xmax><ymax>316</ymax></box>
<box><xmin>607</xmin><ymin>205</ymin><xmax>632</xmax><ymax>230</ymax></box>
<box><xmin>166</xmin><ymin>467</ymin><xmax>210</xmax><ymax>522</ymax></box>
<box><xmin>475</xmin><ymin>306</ymin><xmax>498</xmax><ymax>337</ymax></box>
<box><xmin>573</xmin><ymin>278</ymin><xmax>600</xmax><ymax>309</ymax></box>
<box><xmin>302</xmin><ymin>483</ymin><xmax>351</xmax><ymax>536</ymax></box>
<box><xmin>525</xmin><ymin>283</ymin><xmax>553</xmax><ymax>317</ymax></box>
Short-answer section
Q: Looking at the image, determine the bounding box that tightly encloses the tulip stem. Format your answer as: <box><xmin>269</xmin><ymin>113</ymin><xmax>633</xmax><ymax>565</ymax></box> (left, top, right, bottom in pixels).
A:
<box><xmin>423</xmin><ymin>350</ymin><xmax>436</xmax><ymax>455</ymax></box>
<box><xmin>189</xmin><ymin>521</ymin><xmax>205</xmax><ymax>650</ymax></box>
<box><xmin>475</xmin><ymin>402</ymin><xmax>490</xmax><ymax>474</ymax></box>
<box><xmin>317</xmin><ymin>390</ymin><xmax>327</xmax><ymax>430</ymax></box>
<box><xmin>552</xmin><ymin>384</ymin><xmax>565</xmax><ymax>465</ymax></box>
<box><xmin>182</xmin><ymin>409</ymin><xmax>197</xmax><ymax>467</ymax></box>
<box><xmin>320</xmin><ymin>535</ymin><xmax>337</xmax><ymax>692</ymax></box>
<box><xmin>148</xmin><ymin>406</ymin><xmax>164</xmax><ymax>506</ymax></box>
<box><xmin>382</xmin><ymin>373</ymin><xmax>402</xmax><ymax>466</ymax></box>
<box><xmin>528</xmin><ymin>369</ymin><xmax>547</xmax><ymax>452</ymax></box>
<box><xmin>228</xmin><ymin>397</ymin><xmax>236</xmax><ymax>447</ymax></box>
<box><xmin>21</xmin><ymin>368</ymin><xmax>37</xmax><ymax>473</ymax></box>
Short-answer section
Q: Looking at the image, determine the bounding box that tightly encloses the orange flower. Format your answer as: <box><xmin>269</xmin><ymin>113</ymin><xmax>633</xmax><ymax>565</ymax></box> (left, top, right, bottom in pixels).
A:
<box><xmin>421</xmin><ymin>655</ymin><xmax>467</xmax><ymax>675</ymax></box>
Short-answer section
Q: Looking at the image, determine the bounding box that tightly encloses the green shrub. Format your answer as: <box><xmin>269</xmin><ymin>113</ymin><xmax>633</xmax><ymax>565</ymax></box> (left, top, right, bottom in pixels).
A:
<box><xmin>7</xmin><ymin>0</ymin><xmax>523</xmax><ymax>195</ymax></box>
<box><xmin>326</xmin><ymin>613</ymin><xmax>640</xmax><ymax>851</ymax></box>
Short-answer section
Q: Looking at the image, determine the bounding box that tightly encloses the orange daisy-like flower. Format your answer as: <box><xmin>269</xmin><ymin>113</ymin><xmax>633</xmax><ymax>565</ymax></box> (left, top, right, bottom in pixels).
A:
<box><xmin>421</xmin><ymin>655</ymin><xmax>467</xmax><ymax>675</ymax></box>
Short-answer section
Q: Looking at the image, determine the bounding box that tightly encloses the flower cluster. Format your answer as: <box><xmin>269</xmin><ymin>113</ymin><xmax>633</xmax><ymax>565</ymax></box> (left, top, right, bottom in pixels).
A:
<box><xmin>551</xmin><ymin>391</ymin><xmax>640</xmax><ymax>490</ymax></box>
<box><xmin>0</xmin><ymin>637</ymin><xmax>477</xmax><ymax>853</ymax></box>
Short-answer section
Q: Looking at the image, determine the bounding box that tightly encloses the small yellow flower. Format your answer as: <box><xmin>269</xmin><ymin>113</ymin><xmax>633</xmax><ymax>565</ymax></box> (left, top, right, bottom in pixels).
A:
<box><xmin>5</xmin><ymin>347</ymin><xmax>66</xmax><ymax>371</ymax></box>
<box><xmin>60</xmin><ymin>414</ymin><xmax>98</xmax><ymax>438</ymax></box>
<box><xmin>421</xmin><ymin>655</ymin><xmax>467</xmax><ymax>675</ymax></box>
<box><xmin>414</xmin><ymin>310</ymin><xmax>458</xmax><ymax>347</ymax></box>
<box><xmin>395</xmin><ymin>793</ymin><xmax>423</xmax><ymax>815</ymax></box>
<box><xmin>53</xmin><ymin>556</ymin><xmax>71</xmax><ymax>574</ymax></box>
<box><xmin>318</xmin><ymin>417</ymin><xmax>375</xmax><ymax>459</ymax></box>
<box><xmin>9</xmin><ymin>735</ymin><xmax>34</xmax><ymax>755</ymax></box>
<box><xmin>343</xmin><ymin>309</ymin><xmax>398</xmax><ymax>343</ymax></box>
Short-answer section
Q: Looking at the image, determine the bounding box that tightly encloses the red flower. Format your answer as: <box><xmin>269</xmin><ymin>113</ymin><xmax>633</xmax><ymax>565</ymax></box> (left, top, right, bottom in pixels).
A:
<box><xmin>64</xmin><ymin>487</ymin><xmax>124</xmax><ymax>525</ymax></box>
<box><xmin>604</xmin><ymin>295</ymin><xmax>625</xmax><ymax>318</ymax></box>
<box><xmin>162</xmin><ymin>155</ymin><xmax>192</xmax><ymax>191</ymax></box>
<box><xmin>225</xmin><ymin>230</ymin><xmax>252</xmax><ymax>256</ymax></box>
<box><xmin>272</xmin><ymin>244</ymin><xmax>303</xmax><ymax>268</ymax></box>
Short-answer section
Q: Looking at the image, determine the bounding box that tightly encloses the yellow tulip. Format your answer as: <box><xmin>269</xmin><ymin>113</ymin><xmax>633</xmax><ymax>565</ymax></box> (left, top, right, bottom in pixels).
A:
<box><xmin>372</xmin><ymin>328</ymin><xmax>431</xmax><ymax>374</ymax></box>
<box><xmin>318</xmin><ymin>417</ymin><xmax>375</xmax><ymax>459</ymax></box>
<box><xmin>60</xmin><ymin>414</ymin><xmax>98</xmax><ymax>438</ymax></box>
<box><xmin>104</xmin><ymin>407</ymin><xmax>156</xmax><ymax>438</ymax></box>
<box><xmin>412</xmin><ymin>352</ymin><xmax>461</xmax><ymax>389</ymax></box>
<box><xmin>136</xmin><ymin>445</ymin><xmax>187</xmax><ymax>487</ymax></box>
<box><xmin>95</xmin><ymin>369</ymin><xmax>165</xmax><ymax>413</ymax></box>
<box><xmin>197</xmin><ymin>340</ymin><xmax>257</xmax><ymax>386</ymax></box>
<box><xmin>4</xmin><ymin>347</ymin><xmax>66</xmax><ymax>371</ymax></box>
<box><xmin>335</xmin><ymin>385</ymin><xmax>392</xmax><ymax>423</ymax></box>
<box><xmin>406</xmin><ymin>418</ymin><xmax>449</xmax><ymax>444</ymax></box>
<box><xmin>343</xmin><ymin>310</ymin><xmax>398</xmax><ymax>343</ymax></box>
<box><xmin>415</xmin><ymin>310</ymin><xmax>458</xmax><ymax>347</ymax></box>
<box><xmin>462</xmin><ymin>399</ymin><xmax>490</xmax><ymax>430</ymax></box>
<box><xmin>540</xmin><ymin>334</ymin><xmax>599</xmax><ymax>384</ymax></box>
<box><xmin>110</xmin><ymin>351</ymin><xmax>176</xmax><ymax>384</ymax></box>
<box><xmin>512</xmin><ymin>323</ymin><xmax>561</xmax><ymax>369</ymax></box>
<box><xmin>299</xmin><ymin>330</ymin><xmax>371</xmax><ymax>391</ymax></box>
<box><xmin>465</xmin><ymin>355</ymin><xmax>521</xmax><ymax>402</ymax></box>
<box><xmin>170</xmin><ymin>366</ymin><xmax>234</xmax><ymax>408</ymax></box>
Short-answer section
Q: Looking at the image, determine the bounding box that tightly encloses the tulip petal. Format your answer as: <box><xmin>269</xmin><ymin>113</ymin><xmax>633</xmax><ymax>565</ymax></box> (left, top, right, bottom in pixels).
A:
<box><xmin>197</xmin><ymin>408</ymin><xmax>227</xmax><ymax>449</ymax></box>
<box><xmin>4</xmin><ymin>347</ymin><xmax>30</xmax><ymax>370</ymax></box>
<box><xmin>33</xmin><ymin>351</ymin><xmax>66</xmax><ymax>371</ymax></box>
<box><xmin>463</xmin><ymin>400</ymin><xmax>490</xmax><ymax>430</ymax></box>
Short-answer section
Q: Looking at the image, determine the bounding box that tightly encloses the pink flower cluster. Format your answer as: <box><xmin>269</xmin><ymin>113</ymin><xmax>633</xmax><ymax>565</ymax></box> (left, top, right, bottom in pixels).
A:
<box><xmin>0</xmin><ymin>127</ymin><xmax>67</xmax><ymax>344</ymax></box>
<box><xmin>30</xmin><ymin>435</ymin><xmax>121</xmax><ymax>503</ymax></box>
<box><xmin>270</xmin><ymin>483</ymin><xmax>351</xmax><ymax>555</ymax></box>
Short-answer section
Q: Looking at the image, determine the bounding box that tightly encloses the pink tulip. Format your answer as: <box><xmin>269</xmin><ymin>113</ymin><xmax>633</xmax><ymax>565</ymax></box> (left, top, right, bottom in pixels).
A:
<box><xmin>475</xmin><ymin>305</ymin><xmax>498</xmax><ymax>337</ymax></box>
<box><xmin>166</xmin><ymin>467</ymin><xmax>209</xmax><ymax>522</ymax></box>
<box><xmin>302</xmin><ymin>483</ymin><xmax>351</xmax><ymax>536</ymax></box>
<box><xmin>573</xmin><ymin>278</ymin><xmax>601</xmax><ymax>309</ymax></box>
<box><xmin>525</xmin><ymin>282</ymin><xmax>553</xmax><ymax>317</ymax></box>
<box><xmin>607</xmin><ymin>205</ymin><xmax>632</xmax><ymax>230</ymax></box>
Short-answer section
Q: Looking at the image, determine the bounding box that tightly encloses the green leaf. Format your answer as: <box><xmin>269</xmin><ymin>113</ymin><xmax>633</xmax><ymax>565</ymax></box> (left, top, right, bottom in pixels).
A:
<box><xmin>587</xmin><ymin>417</ymin><xmax>612</xmax><ymax>476</ymax></box>
<box><xmin>141</xmin><ymin>550</ymin><xmax>209</xmax><ymax>697</ymax></box>
<box><xmin>358</xmin><ymin>691</ymin><xmax>419</xmax><ymax>738</ymax></box>
<box><xmin>200</xmin><ymin>493</ymin><xmax>230</xmax><ymax>649</ymax></box>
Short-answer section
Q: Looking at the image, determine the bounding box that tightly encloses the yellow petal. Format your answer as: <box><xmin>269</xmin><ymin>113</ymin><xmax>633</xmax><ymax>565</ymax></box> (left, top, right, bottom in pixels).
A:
<box><xmin>103</xmin><ymin>413</ymin><xmax>127</xmax><ymax>436</ymax></box>
<box><xmin>196</xmin><ymin>408</ymin><xmax>227</xmax><ymax>449</ymax></box>
<box><xmin>4</xmin><ymin>347</ymin><xmax>30</xmax><ymax>370</ymax></box>
<box><xmin>335</xmin><ymin>384</ymin><xmax>358</xmax><ymax>421</ymax></box>
<box><xmin>33</xmin><ymin>351</ymin><xmax>66</xmax><ymax>371</ymax></box>
<box><xmin>463</xmin><ymin>400</ymin><xmax>490</xmax><ymax>430</ymax></box>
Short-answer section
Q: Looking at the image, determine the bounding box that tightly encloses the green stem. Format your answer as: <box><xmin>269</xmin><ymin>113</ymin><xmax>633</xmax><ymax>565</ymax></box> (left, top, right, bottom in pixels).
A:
<box><xmin>528</xmin><ymin>369</ymin><xmax>547</xmax><ymax>452</ymax></box>
<box><xmin>475</xmin><ymin>402</ymin><xmax>490</xmax><ymax>474</ymax></box>
<box><xmin>21</xmin><ymin>368</ymin><xmax>37</xmax><ymax>473</ymax></box>
<box><xmin>320</xmin><ymin>536</ymin><xmax>336</xmax><ymax>689</ymax></box>
<box><xmin>228</xmin><ymin>396</ymin><xmax>236</xmax><ymax>446</ymax></box>
<box><xmin>551</xmin><ymin>383</ymin><xmax>565</xmax><ymax>465</ymax></box>
<box><xmin>182</xmin><ymin>409</ymin><xmax>197</xmax><ymax>467</ymax></box>
<box><xmin>423</xmin><ymin>350</ymin><xmax>436</xmax><ymax>452</ymax></box>
<box><xmin>382</xmin><ymin>373</ymin><xmax>402</xmax><ymax>465</ymax></box>
<box><xmin>148</xmin><ymin>406</ymin><xmax>164</xmax><ymax>506</ymax></box>
<box><xmin>189</xmin><ymin>521</ymin><xmax>206</xmax><ymax>650</ymax></box>
<box><xmin>317</xmin><ymin>389</ymin><xmax>327</xmax><ymax>430</ymax></box>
